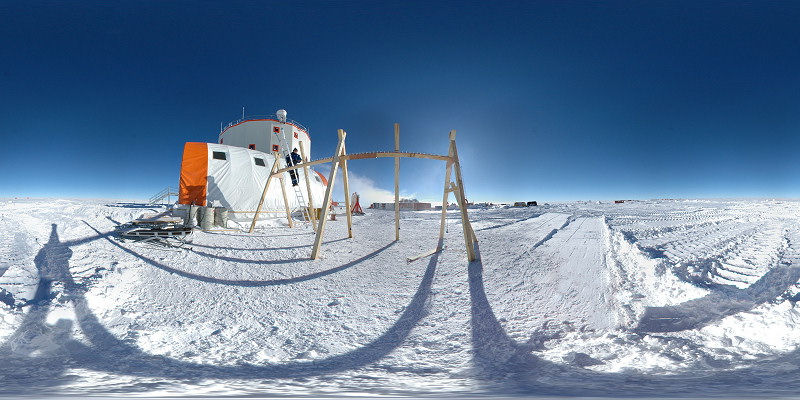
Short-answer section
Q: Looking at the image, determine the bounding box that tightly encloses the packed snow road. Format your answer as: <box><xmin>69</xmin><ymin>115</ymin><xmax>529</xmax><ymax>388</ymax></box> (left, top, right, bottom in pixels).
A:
<box><xmin>1</xmin><ymin>198</ymin><xmax>800</xmax><ymax>397</ymax></box>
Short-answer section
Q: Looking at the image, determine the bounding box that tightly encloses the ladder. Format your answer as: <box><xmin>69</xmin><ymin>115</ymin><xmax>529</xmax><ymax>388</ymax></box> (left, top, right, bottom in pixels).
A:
<box><xmin>276</xmin><ymin>127</ymin><xmax>313</xmax><ymax>225</ymax></box>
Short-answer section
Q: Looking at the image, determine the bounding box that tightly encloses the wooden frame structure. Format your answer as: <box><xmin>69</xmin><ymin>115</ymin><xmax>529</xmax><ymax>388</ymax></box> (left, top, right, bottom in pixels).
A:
<box><xmin>249</xmin><ymin>126</ymin><xmax>478</xmax><ymax>261</ymax></box>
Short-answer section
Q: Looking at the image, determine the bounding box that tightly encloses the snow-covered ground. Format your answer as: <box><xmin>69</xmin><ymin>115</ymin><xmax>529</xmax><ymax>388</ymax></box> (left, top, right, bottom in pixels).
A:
<box><xmin>2</xmin><ymin>198</ymin><xmax>800</xmax><ymax>397</ymax></box>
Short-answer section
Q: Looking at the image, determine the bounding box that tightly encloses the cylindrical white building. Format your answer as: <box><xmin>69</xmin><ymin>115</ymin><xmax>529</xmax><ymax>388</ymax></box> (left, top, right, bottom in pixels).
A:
<box><xmin>177</xmin><ymin>111</ymin><xmax>327</xmax><ymax>219</ymax></box>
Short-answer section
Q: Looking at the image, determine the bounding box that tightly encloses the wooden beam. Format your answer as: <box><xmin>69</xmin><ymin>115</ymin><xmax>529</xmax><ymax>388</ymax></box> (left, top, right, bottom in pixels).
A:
<box><xmin>407</xmin><ymin>246</ymin><xmax>447</xmax><ymax>262</ymax></box>
<box><xmin>449</xmin><ymin>181</ymin><xmax>478</xmax><ymax>244</ymax></box>
<box><xmin>394</xmin><ymin>123</ymin><xmax>400</xmax><ymax>242</ymax></box>
<box><xmin>439</xmin><ymin>135</ymin><xmax>455</xmax><ymax>240</ymax></box>
<box><xmin>298</xmin><ymin>141</ymin><xmax>317</xmax><ymax>232</ymax></box>
<box><xmin>341</xmin><ymin>140</ymin><xmax>353</xmax><ymax>238</ymax></box>
<box><xmin>277</xmin><ymin>151</ymin><xmax>451</xmax><ymax>172</ymax></box>
<box><xmin>311</xmin><ymin>129</ymin><xmax>347</xmax><ymax>259</ymax></box>
<box><xmin>249</xmin><ymin>151</ymin><xmax>282</xmax><ymax>233</ymax></box>
<box><xmin>345</xmin><ymin>152</ymin><xmax>452</xmax><ymax>162</ymax></box>
<box><xmin>278</xmin><ymin>172</ymin><xmax>293</xmax><ymax>228</ymax></box>
<box><xmin>449</xmin><ymin>130</ymin><xmax>477</xmax><ymax>261</ymax></box>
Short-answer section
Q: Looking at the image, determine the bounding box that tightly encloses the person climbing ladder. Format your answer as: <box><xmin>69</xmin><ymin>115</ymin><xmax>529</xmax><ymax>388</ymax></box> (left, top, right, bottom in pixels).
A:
<box><xmin>285</xmin><ymin>148</ymin><xmax>302</xmax><ymax>186</ymax></box>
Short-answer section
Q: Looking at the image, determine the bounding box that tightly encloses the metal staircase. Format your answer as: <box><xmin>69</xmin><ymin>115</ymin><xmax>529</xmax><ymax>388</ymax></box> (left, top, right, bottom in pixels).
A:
<box><xmin>148</xmin><ymin>187</ymin><xmax>179</xmax><ymax>205</ymax></box>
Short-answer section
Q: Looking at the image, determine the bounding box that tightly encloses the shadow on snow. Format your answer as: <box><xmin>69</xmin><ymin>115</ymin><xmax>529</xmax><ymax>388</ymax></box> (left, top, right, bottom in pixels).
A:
<box><xmin>0</xmin><ymin>223</ymin><xmax>439</xmax><ymax>394</ymax></box>
<box><xmin>636</xmin><ymin>264</ymin><xmax>800</xmax><ymax>332</ymax></box>
<box><xmin>4</xmin><ymin>223</ymin><xmax>800</xmax><ymax>397</ymax></box>
<box><xmin>87</xmin><ymin>222</ymin><xmax>369</xmax><ymax>286</ymax></box>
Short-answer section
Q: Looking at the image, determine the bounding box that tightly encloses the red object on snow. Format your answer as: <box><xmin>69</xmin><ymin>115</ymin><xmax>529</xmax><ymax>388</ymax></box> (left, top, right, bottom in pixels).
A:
<box><xmin>351</xmin><ymin>193</ymin><xmax>365</xmax><ymax>215</ymax></box>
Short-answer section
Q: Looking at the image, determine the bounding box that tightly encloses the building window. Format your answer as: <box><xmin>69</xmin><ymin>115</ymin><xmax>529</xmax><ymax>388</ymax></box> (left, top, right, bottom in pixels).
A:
<box><xmin>273</xmin><ymin>126</ymin><xmax>280</xmax><ymax>133</ymax></box>
<box><xmin>248</xmin><ymin>144</ymin><xmax>256</xmax><ymax>150</ymax></box>
<box><xmin>220</xmin><ymin>138</ymin><xmax>223</xmax><ymax>144</ymax></box>
<box><xmin>254</xmin><ymin>158</ymin><xmax>265</xmax><ymax>167</ymax></box>
<box><xmin>272</xmin><ymin>145</ymin><xmax>279</xmax><ymax>152</ymax></box>
<box><xmin>294</xmin><ymin>132</ymin><xmax>299</xmax><ymax>139</ymax></box>
<box><xmin>212</xmin><ymin>151</ymin><xmax>227</xmax><ymax>160</ymax></box>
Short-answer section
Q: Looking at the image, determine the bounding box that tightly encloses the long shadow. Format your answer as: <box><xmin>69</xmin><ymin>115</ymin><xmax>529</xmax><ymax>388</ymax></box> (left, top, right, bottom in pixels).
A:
<box><xmin>468</xmin><ymin>242</ymin><xmax>566</xmax><ymax>394</ymax></box>
<box><xmin>205</xmin><ymin>230</ymin><xmax>316</xmax><ymax>238</ymax></box>
<box><xmin>0</xmin><ymin>225</ymin><xmax>92</xmax><ymax>393</ymax></box>
<box><xmin>9</xmin><ymin>223</ymin><xmax>800</xmax><ymax>396</ymax></box>
<box><xmin>1</xmin><ymin>222</ymin><xmax>440</xmax><ymax>393</ymax></box>
<box><xmin>86</xmin><ymin>222</ymin><xmax>390</xmax><ymax>287</ymax></box>
<box><xmin>189</xmin><ymin>236</ymin><xmax>350</xmax><ymax>258</ymax></box>
<box><xmin>66</xmin><ymin>247</ymin><xmax>440</xmax><ymax>381</ymax></box>
<box><xmin>466</xmin><ymin>238</ymin><xmax>800</xmax><ymax>397</ymax></box>
<box><xmin>106</xmin><ymin>215</ymin><xmax>327</xmax><ymax>252</ymax></box>
<box><xmin>636</xmin><ymin>264</ymin><xmax>800</xmax><ymax>332</ymax></box>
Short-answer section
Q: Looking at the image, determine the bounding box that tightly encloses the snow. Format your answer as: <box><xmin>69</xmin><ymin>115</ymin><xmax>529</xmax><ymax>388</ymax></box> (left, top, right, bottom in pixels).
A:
<box><xmin>2</xmin><ymin>198</ymin><xmax>800</xmax><ymax>397</ymax></box>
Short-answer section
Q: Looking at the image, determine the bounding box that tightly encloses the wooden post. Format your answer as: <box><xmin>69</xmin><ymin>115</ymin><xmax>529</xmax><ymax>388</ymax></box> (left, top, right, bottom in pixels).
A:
<box><xmin>439</xmin><ymin>136</ymin><xmax>455</xmax><ymax>241</ymax></box>
<box><xmin>311</xmin><ymin>129</ymin><xmax>347</xmax><ymax>259</ymax></box>
<box><xmin>449</xmin><ymin>131</ymin><xmax>477</xmax><ymax>261</ymax></box>
<box><xmin>279</xmin><ymin>172</ymin><xmax>293</xmax><ymax>228</ymax></box>
<box><xmin>250</xmin><ymin>151</ymin><xmax>283</xmax><ymax>233</ymax></box>
<box><xmin>341</xmin><ymin>140</ymin><xmax>353</xmax><ymax>238</ymax></box>
<box><xmin>394</xmin><ymin>123</ymin><xmax>400</xmax><ymax>241</ymax></box>
<box><xmin>298</xmin><ymin>141</ymin><xmax>317</xmax><ymax>232</ymax></box>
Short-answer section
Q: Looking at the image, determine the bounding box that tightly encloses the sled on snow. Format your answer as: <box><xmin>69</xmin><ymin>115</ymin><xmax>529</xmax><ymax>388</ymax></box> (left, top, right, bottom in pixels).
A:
<box><xmin>116</xmin><ymin>213</ymin><xmax>193</xmax><ymax>248</ymax></box>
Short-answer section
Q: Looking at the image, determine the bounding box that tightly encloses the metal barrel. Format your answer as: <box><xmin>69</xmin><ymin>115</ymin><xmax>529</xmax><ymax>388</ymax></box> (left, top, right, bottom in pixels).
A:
<box><xmin>200</xmin><ymin>206</ymin><xmax>214</xmax><ymax>230</ymax></box>
<box><xmin>214</xmin><ymin>207</ymin><xmax>228</xmax><ymax>228</ymax></box>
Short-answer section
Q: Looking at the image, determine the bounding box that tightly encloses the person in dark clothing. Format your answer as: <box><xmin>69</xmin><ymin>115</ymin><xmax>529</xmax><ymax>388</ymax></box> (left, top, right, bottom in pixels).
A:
<box><xmin>286</xmin><ymin>148</ymin><xmax>303</xmax><ymax>186</ymax></box>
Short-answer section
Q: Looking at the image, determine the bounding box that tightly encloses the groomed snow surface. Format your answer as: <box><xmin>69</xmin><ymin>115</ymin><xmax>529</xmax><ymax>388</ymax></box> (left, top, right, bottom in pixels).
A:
<box><xmin>2</xmin><ymin>198</ymin><xmax>800</xmax><ymax>397</ymax></box>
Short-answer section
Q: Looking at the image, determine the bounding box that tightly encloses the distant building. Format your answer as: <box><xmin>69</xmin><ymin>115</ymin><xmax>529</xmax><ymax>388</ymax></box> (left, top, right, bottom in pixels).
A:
<box><xmin>370</xmin><ymin>198</ymin><xmax>431</xmax><ymax>211</ymax></box>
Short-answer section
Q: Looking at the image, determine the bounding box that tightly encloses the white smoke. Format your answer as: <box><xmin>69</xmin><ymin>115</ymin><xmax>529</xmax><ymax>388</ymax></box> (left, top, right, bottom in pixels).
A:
<box><xmin>314</xmin><ymin>166</ymin><xmax>416</xmax><ymax>205</ymax></box>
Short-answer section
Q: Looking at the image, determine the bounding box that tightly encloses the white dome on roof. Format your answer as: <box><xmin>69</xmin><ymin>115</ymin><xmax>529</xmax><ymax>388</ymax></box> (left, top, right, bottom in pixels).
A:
<box><xmin>276</xmin><ymin>109</ymin><xmax>287</xmax><ymax>123</ymax></box>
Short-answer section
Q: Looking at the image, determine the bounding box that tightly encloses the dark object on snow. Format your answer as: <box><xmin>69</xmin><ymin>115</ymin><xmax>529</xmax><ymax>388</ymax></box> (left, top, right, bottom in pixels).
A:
<box><xmin>0</xmin><ymin>288</ymin><xmax>15</xmax><ymax>308</ymax></box>
<box><xmin>564</xmin><ymin>352</ymin><xmax>604</xmax><ymax>367</ymax></box>
<box><xmin>116</xmin><ymin>213</ymin><xmax>193</xmax><ymax>248</ymax></box>
<box><xmin>527</xmin><ymin>201</ymin><xmax>538</xmax><ymax>206</ymax></box>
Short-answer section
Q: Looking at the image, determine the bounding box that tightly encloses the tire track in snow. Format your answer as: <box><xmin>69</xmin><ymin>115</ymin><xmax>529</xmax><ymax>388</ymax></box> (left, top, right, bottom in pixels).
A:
<box><xmin>609</xmin><ymin>203</ymin><xmax>787</xmax><ymax>290</ymax></box>
<box><xmin>503</xmin><ymin>214</ymin><xmax>574</xmax><ymax>268</ymax></box>
<box><xmin>481</xmin><ymin>215</ymin><xmax>615</xmax><ymax>347</ymax></box>
<box><xmin>524</xmin><ymin>217</ymin><xmax>614</xmax><ymax>329</ymax></box>
<box><xmin>0</xmin><ymin>213</ymin><xmax>36</xmax><ymax>308</ymax></box>
<box><xmin>526</xmin><ymin>216</ymin><xmax>576</xmax><ymax>253</ymax></box>
<box><xmin>473</xmin><ymin>213</ymin><xmax>544</xmax><ymax>232</ymax></box>
<box><xmin>635</xmin><ymin>227</ymin><xmax>800</xmax><ymax>333</ymax></box>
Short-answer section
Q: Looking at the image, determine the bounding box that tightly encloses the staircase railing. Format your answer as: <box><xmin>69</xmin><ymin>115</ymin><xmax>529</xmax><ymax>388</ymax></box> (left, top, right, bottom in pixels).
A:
<box><xmin>149</xmin><ymin>187</ymin><xmax>179</xmax><ymax>205</ymax></box>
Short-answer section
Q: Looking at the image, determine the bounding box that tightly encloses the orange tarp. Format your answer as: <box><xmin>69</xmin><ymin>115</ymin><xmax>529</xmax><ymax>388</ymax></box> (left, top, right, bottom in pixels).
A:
<box><xmin>315</xmin><ymin>170</ymin><xmax>328</xmax><ymax>186</ymax></box>
<box><xmin>178</xmin><ymin>142</ymin><xmax>208</xmax><ymax>206</ymax></box>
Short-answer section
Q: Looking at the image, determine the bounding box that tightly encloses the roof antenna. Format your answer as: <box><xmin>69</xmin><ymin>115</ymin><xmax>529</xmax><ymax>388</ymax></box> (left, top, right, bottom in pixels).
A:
<box><xmin>242</xmin><ymin>106</ymin><xmax>245</xmax><ymax>120</ymax></box>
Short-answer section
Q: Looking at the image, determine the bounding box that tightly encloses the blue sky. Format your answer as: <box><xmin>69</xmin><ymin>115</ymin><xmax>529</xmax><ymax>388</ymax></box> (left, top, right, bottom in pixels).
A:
<box><xmin>1</xmin><ymin>0</ymin><xmax>799</xmax><ymax>203</ymax></box>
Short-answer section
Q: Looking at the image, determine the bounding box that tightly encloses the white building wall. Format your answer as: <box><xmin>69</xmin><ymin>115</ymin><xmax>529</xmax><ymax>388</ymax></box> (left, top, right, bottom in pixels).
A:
<box><xmin>219</xmin><ymin>119</ymin><xmax>312</xmax><ymax>159</ymax></box>
<box><xmin>204</xmin><ymin>143</ymin><xmax>326</xmax><ymax>214</ymax></box>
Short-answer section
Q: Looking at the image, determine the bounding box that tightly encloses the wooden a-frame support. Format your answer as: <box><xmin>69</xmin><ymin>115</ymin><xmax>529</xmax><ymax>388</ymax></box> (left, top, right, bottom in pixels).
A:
<box><xmin>298</xmin><ymin>141</ymin><xmax>317</xmax><ymax>232</ymax></box>
<box><xmin>249</xmin><ymin>151</ymin><xmax>293</xmax><ymax>233</ymax></box>
<box><xmin>250</xmin><ymin>126</ymin><xmax>477</xmax><ymax>261</ymax></box>
<box><xmin>439</xmin><ymin>130</ymin><xmax>478</xmax><ymax>260</ymax></box>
